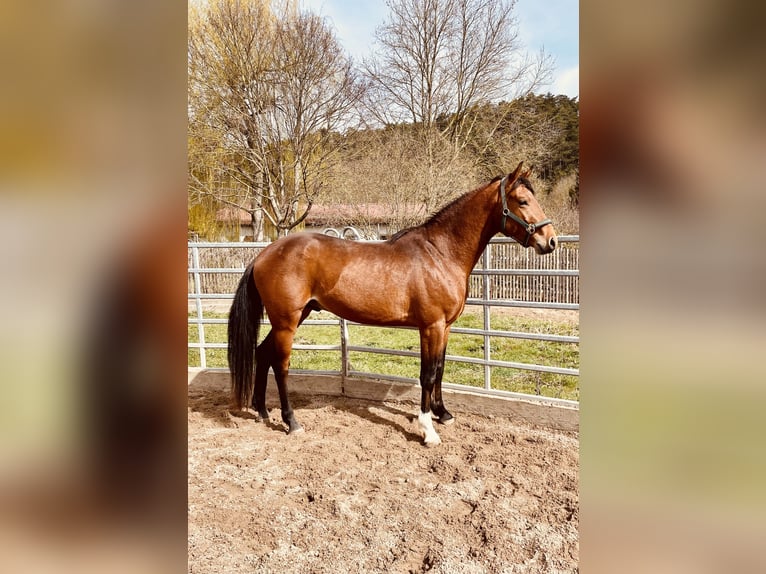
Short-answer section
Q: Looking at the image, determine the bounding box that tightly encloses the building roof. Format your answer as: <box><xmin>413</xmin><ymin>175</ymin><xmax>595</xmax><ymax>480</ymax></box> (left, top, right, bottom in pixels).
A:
<box><xmin>215</xmin><ymin>207</ymin><xmax>252</xmax><ymax>225</ymax></box>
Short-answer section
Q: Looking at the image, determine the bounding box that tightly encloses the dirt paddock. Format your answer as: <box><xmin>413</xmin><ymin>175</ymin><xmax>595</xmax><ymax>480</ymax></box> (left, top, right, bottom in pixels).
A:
<box><xmin>188</xmin><ymin>371</ymin><xmax>579</xmax><ymax>573</ymax></box>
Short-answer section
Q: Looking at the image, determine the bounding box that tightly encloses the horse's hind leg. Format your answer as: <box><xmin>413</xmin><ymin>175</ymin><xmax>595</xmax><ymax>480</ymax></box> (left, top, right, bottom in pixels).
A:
<box><xmin>252</xmin><ymin>331</ymin><xmax>273</xmax><ymax>421</ymax></box>
<box><xmin>271</xmin><ymin>306</ymin><xmax>313</xmax><ymax>434</ymax></box>
<box><xmin>272</xmin><ymin>326</ymin><xmax>302</xmax><ymax>433</ymax></box>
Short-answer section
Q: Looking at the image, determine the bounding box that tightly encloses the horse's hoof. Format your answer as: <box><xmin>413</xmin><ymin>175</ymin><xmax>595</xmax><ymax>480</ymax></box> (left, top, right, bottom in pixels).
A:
<box><xmin>423</xmin><ymin>435</ymin><xmax>442</xmax><ymax>447</ymax></box>
<box><xmin>258</xmin><ymin>412</ymin><xmax>270</xmax><ymax>422</ymax></box>
<box><xmin>288</xmin><ymin>424</ymin><xmax>304</xmax><ymax>435</ymax></box>
<box><xmin>438</xmin><ymin>412</ymin><xmax>455</xmax><ymax>425</ymax></box>
<box><xmin>417</xmin><ymin>411</ymin><xmax>442</xmax><ymax>446</ymax></box>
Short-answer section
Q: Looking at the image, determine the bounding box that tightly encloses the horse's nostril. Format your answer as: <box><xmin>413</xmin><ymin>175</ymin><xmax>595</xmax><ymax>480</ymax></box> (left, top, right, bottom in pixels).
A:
<box><xmin>549</xmin><ymin>237</ymin><xmax>558</xmax><ymax>250</ymax></box>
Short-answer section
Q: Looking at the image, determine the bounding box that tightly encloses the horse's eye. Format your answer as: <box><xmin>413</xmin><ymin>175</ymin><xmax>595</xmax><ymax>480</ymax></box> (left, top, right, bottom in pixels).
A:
<box><xmin>519</xmin><ymin>200</ymin><xmax>528</xmax><ymax>206</ymax></box>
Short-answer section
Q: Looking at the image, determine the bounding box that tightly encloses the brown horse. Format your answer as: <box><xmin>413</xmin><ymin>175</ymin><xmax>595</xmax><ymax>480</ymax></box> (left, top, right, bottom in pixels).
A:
<box><xmin>228</xmin><ymin>162</ymin><xmax>557</xmax><ymax>446</ymax></box>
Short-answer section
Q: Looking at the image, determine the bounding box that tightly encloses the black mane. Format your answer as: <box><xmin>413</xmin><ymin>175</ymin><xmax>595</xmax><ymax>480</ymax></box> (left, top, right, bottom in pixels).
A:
<box><xmin>387</xmin><ymin>227</ymin><xmax>413</xmax><ymax>242</ymax></box>
<box><xmin>386</xmin><ymin>174</ymin><xmax>534</xmax><ymax>243</ymax></box>
<box><xmin>387</xmin><ymin>177</ymin><xmax>498</xmax><ymax>243</ymax></box>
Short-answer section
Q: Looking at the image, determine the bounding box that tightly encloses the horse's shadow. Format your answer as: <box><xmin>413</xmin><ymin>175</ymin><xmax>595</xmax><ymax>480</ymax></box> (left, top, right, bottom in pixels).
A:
<box><xmin>188</xmin><ymin>379</ymin><xmax>423</xmax><ymax>443</ymax></box>
<box><xmin>317</xmin><ymin>398</ymin><xmax>424</xmax><ymax>443</ymax></box>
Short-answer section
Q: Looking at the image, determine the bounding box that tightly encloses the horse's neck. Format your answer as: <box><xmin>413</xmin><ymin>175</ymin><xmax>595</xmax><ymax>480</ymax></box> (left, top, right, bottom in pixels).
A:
<box><xmin>425</xmin><ymin>186</ymin><xmax>498</xmax><ymax>275</ymax></box>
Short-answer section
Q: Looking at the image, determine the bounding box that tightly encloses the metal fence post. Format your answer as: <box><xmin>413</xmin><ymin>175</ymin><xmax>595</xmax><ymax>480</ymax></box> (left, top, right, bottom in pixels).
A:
<box><xmin>482</xmin><ymin>244</ymin><xmax>491</xmax><ymax>390</ymax></box>
<box><xmin>339</xmin><ymin>317</ymin><xmax>349</xmax><ymax>394</ymax></box>
<box><xmin>191</xmin><ymin>245</ymin><xmax>207</xmax><ymax>369</ymax></box>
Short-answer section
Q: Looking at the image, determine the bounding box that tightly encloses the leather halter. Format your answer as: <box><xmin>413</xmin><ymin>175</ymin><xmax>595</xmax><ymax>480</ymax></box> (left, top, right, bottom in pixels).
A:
<box><xmin>499</xmin><ymin>176</ymin><xmax>553</xmax><ymax>247</ymax></box>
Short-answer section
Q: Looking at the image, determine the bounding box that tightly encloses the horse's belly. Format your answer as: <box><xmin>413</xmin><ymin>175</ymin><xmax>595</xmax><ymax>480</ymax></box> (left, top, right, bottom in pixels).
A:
<box><xmin>315</xmin><ymin>269</ymin><xmax>414</xmax><ymax>326</ymax></box>
<box><xmin>317</xmin><ymin>293</ymin><xmax>412</xmax><ymax>326</ymax></box>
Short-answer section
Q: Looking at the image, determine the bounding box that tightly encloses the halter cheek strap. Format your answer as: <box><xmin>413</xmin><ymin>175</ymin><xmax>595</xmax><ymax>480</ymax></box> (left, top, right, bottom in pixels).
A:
<box><xmin>499</xmin><ymin>176</ymin><xmax>553</xmax><ymax>247</ymax></box>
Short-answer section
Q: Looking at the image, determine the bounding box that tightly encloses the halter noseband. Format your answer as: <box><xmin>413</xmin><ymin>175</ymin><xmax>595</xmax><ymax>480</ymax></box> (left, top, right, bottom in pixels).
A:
<box><xmin>499</xmin><ymin>175</ymin><xmax>553</xmax><ymax>247</ymax></box>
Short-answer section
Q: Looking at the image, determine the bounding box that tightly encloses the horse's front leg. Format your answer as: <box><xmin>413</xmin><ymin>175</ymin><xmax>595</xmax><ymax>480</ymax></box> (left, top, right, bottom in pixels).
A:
<box><xmin>417</xmin><ymin>323</ymin><xmax>448</xmax><ymax>446</ymax></box>
<box><xmin>430</xmin><ymin>344</ymin><xmax>454</xmax><ymax>425</ymax></box>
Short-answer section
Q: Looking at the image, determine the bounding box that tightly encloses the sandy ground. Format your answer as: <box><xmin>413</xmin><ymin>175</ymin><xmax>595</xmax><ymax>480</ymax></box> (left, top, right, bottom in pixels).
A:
<box><xmin>188</xmin><ymin>376</ymin><xmax>579</xmax><ymax>573</ymax></box>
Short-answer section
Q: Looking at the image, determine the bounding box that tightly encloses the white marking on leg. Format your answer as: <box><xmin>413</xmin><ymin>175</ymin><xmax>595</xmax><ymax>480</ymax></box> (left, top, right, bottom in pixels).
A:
<box><xmin>418</xmin><ymin>411</ymin><xmax>441</xmax><ymax>446</ymax></box>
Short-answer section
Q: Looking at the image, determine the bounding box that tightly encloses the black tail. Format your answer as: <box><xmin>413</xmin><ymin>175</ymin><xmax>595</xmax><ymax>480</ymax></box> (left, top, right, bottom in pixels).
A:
<box><xmin>227</xmin><ymin>263</ymin><xmax>263</xmax><ymax>410</ymax></box>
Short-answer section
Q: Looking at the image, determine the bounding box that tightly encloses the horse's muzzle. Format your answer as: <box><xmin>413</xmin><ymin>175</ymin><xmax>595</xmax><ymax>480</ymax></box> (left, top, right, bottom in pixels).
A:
<box><xmin>533</xmin><ymin>234</ymin><xmax>558</xmax><ymax>254</ymax></box>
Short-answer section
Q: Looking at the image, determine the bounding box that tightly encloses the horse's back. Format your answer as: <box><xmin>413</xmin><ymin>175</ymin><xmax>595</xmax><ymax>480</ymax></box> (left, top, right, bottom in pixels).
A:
<box><xmin>255</xmin><ymin>232</ymin><xmax>367</xmax><ymax>271</ymax></box>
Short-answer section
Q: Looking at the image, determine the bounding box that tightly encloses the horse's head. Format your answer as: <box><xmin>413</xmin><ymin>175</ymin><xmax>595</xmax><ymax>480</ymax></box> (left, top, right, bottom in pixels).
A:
<box><xmin>499</xmin><ymin>162</ymin><xmax>558</xmax><ymax>254</ymax></box>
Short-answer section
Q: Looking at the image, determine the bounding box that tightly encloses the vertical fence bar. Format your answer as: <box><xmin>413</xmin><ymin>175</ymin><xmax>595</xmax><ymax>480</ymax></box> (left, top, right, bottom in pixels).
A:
<box><xmin>191</xmin><ymin>245</ymin><xmax>207</xmax><ymax>369</ymax></box>
<box><xmin>340</xmin><ymin>317</ymin><xmax>349</xmax><ymax>393</ymax></box>
<box><xmin>482</xmin><ymin>244</ymin><xmax>491</xmax><ymax>390</ymax></box>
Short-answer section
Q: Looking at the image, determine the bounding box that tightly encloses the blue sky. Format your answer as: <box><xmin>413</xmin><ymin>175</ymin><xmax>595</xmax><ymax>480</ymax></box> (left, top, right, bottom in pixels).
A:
<box><xmin>300</xmin><ymin>0</ymin><xmax>578</xmax><ymax>98</ymax></box>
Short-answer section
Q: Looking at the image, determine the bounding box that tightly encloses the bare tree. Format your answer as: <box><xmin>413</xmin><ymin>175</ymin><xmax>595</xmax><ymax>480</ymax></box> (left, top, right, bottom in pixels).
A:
<box><xmin>188</xmin><ymin>0</ymin><xmax>361</xmax><ymax>238</ymax></box>
<box><xmin>188</xmin><ymin>0</ymin><xmax>272</xmax><ymax>239</ymax></box>
<box><xmin>321</xmin><ymin>125</ymin><xmax>479</xmax><ymax>236</ymax></box>
<box><xmin>467</xmin><ymin>99</ymin><xmax>561</xmax><ymax>180</ymax></box>
<box><xmin>361</xmin><ymin>0</ymin><xmax>553</xmax><ymax>208</ymax></box>
<box><xmin>364</xmin><ymin>0</ymin><xmax>552</xmax><ymax>144</ymax></box>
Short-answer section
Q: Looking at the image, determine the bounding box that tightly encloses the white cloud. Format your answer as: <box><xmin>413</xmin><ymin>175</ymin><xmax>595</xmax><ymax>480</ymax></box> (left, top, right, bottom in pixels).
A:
<box><xmin>554</xmin><ymin>66</ymin><xmax>579</xmax><ymax>98</ymax></box>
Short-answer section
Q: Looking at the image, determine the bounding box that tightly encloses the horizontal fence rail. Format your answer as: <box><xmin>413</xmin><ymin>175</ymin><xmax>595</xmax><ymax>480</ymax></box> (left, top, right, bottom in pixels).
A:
<box><xmin>188</xmin><ymin>236</ymin><xmax>579</xmax><ymax>406</ymax></box>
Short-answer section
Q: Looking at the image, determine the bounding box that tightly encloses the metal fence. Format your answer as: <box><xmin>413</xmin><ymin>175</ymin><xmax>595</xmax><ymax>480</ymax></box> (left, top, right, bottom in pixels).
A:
<box><xmin>187</xmin><ymin>237</ymin><xmax>579</xmax><ymax>304</ymax></box>
<box><xmin>188</xmin><ymin>236</ymin><xmax>579</xmax><ymax>407</ymax></box>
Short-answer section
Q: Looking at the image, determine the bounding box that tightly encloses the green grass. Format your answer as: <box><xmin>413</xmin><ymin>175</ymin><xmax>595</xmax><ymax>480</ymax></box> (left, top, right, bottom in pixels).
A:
<box><xmin>189</xmin><ymin>309</ymin><xmax>579</xmax><ymax>401</ymax></box>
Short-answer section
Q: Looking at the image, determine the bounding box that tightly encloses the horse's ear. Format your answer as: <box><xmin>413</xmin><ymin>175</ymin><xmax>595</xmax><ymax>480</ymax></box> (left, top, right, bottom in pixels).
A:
<box><xmin>508</xmin><ymin>162</ymin><xmax>524</xmax><ymax>183</ymax></box>
<box><xmin>521</xmin><ymin>169</ymin><xmax>532</xmax><ymax>179</ymax></box>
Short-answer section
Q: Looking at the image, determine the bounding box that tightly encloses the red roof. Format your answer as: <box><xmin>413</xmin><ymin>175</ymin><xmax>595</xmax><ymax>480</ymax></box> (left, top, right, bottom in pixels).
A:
<box><xmin>215</xmin><ymin>207</ymin><xmax>251</xmax><ymax>225</ymax></box>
